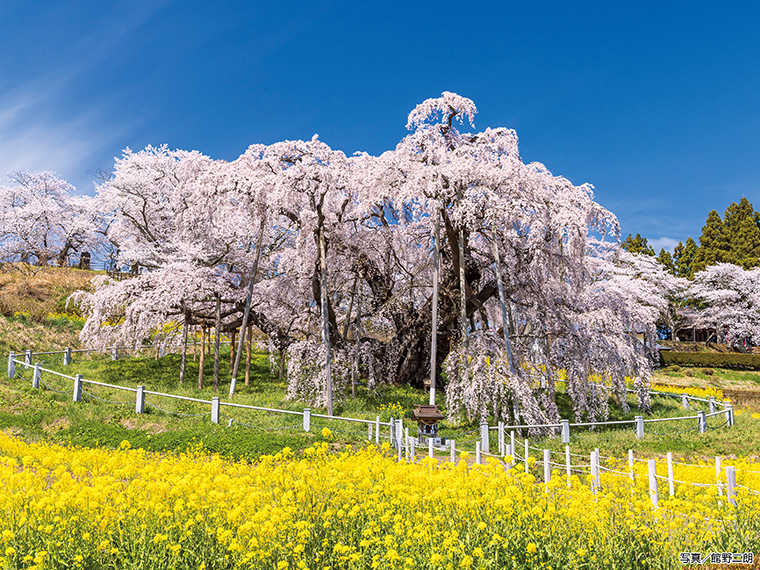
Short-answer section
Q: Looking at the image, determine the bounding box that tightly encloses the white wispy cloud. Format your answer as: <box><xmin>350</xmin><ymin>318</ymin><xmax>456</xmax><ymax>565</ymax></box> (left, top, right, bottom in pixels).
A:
<box><xmin>0</xmin><ymin>1</ymin><xmax>172</xmax><ymax>194</ymax></box>
<box><xmin>648</xmin><ymin>237</ymin><xmax>680</xmax><ymax>253</ymax></box>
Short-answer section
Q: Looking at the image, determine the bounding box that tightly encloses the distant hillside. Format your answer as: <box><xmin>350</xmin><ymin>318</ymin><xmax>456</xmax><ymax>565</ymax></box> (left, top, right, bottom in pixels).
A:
<box><xmin>0</xmin><ymin>263</ymin><xmax>95</xmax><ymax>321</ymax></box>
<box><xmin>0</xmin><ymin>263</ymin><xmax>94</xmax><ymax>354</ymax></box>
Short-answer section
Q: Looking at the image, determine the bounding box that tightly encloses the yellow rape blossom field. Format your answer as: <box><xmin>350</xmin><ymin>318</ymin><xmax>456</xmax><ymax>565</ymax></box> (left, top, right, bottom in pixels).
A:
<box><xmin>1</xmin><ymin>432</ymin><xmax>759</xmax><ymax>570</ymax></box>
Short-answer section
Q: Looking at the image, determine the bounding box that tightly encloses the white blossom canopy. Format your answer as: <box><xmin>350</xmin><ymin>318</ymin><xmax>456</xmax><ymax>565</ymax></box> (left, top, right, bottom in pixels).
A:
<box><xmin>72</xmin><ymin>93</ymin><xmax>682</xmax><ymax>424</ymax></box>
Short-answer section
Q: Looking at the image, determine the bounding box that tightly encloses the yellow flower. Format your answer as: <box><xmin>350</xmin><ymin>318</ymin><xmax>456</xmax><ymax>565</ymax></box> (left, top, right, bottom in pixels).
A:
<box><xmin>321</xmin><ymin>427</ymin><xmax>333</xmax><ymax>440</ymax></box>
<box><xmin>527</xmin><ymin>542</ymin><xmax>538</xmax><ymax>554</ymax></box>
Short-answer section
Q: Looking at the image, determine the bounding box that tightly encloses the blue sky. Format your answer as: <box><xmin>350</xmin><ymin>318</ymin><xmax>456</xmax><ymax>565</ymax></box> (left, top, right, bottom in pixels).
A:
<box><xmin>2</xmin><ymin>0</ymin><xmax>759</xmax><ymax>251</ymax></box>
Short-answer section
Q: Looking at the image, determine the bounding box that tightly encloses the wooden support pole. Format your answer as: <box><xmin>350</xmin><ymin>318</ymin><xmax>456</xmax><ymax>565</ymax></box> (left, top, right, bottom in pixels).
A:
<box><xmin>429</xmin><ymin>203</ymin><xmax>440</xmax><ymax>405</ymax></box>
<box><xmin>213</xmin><ymin>294</ymin><xmax>221</xmax><ymax>392</ymax></box>
<box><xmin>198</xmin><ymin>326</ymin><xmax>206</xmax><ymax>390</ymax></box>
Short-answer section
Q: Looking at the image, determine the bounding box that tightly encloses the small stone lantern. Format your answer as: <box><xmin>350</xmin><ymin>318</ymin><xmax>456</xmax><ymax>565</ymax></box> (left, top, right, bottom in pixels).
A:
<box><xmin>413</xmin><ymin>404</ymin><xmax>444</xmax><ymax>443</ymax></box>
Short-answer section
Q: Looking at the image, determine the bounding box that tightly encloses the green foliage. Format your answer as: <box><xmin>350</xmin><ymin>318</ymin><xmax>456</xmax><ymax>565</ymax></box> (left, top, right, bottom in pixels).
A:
<box><xmin>620</xmin><ymin>233</ymin><xmax>655</xmax><ymax>256</ymax></box>
<box><xmin>692</xmin><ymin>209</ymin><xmax>729</xmax><ymax>273</ymax></box>
<box><xmin>723</xmin><ymin>197</ymin><xmax>760</xmax><ymax>269</ymax></box>
<box><xmin>673</xmin><ymin>237</ymin><xmax>698</xmax><ymax>279</ymax></box>
<box><xmin>661</xmin><ymin>351</ymin><xmax>760</xmax><ymax>370</ymax></box>
<box><xmin>689</xmin><ymin>198</ymin><xmax>760</xmax><ymax>275</ymax></box>
<box><xmin>656</xmin><ymin>248</ymin><xmax>676</xmax><ymax>275</ymax></box>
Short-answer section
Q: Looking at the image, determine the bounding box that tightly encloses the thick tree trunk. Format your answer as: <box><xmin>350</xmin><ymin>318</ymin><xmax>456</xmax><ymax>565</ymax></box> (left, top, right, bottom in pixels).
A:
<box><xmin>319</xmin><ymin>228</ymin><xmax>333</xmax><ymax>415</ymax></box>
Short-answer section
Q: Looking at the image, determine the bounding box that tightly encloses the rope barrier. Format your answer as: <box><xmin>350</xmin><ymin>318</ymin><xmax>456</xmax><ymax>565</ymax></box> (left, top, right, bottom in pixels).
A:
<box><xmin>221</xmin><ymin>414</ymin><xmax>302</xmax><ymax>431</ymax></box>
<box><xmin>39</xmin><ymin>379</ymin><xmax>67</xmax><ymax>395</ymax></box>
<box><xmin>598</xmin><ymin>466</ymin><xmax>631</xmax><ymax>478</ymax></box>
<box><xmin>671</xmin><ymin>460</ymin><xmax>714</xmax><ymax>468</ymax></box>
<box><xmin>144</xmin><ymin>402</ymin><xmax>206</xmax><ymax>418</ymax></box>
<box><xmin>647</xmin><ymin>425</ymin><xmax>698</xmax><ymax>436</ymax></box>
<box><xmin>81</xmin><ymin>390</ymin><xmax>131</xmax><ymax>406</ymax></box>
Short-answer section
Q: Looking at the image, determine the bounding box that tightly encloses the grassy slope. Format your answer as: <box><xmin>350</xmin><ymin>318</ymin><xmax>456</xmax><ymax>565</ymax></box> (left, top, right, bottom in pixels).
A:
<box><xmin>0</xmin><ymin>263</ymin><xmax>95</xmax><ymax>321</ymax></box>
<box><xmin>1</xmin><ymin>265</ymin><xmax>759</xmax><ymax>461</ymax></box>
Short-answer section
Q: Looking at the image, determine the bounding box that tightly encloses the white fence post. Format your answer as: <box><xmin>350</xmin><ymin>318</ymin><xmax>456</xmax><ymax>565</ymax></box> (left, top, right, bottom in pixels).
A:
<box><xmin>428</xmin><ymin>437</ymin><xmax>434</xmax><ymax>459</ymax></box>
<box><xmin>303</xmin><ymin>408</ymin><xmax>311</xmax><ymax>432</ymax></box>
<box><xmin>728</xmin><ymin>405</ymin><xmax>734</xmax><ymax>427</ymax></box>
<box><xmin>716</xmin><ymin>456</ymin><xmax>723</xmax><ymax>497</ymax></box>
<box><xmin>211</xmin><ymin>397</ymin><xmax>220</xmax><ymax>424</ymax></box>
<box><xmin>510</xmin><ymin>431</ymin><xmax>515</xmax><ymax>463</ymax></box>
<box><xmin>628</xmin><ymin>450</ymin><xmax>634</xmax><ymax>482</ymax></box>
<box><xmin>7</xmin><ymin>352</ymin><xmax>15</xmax><ymax>378</ymax></box>
<box><xmin>505</xmin><ymin>444</ymin><xmax>513</xmax><ymax>468</ymax></box>
<box><xmin>648</xmin><ymin>459</ymin><xmax>658</xmax><ymax>508</ymax></box>
<box><xmin>709</xmin><ymin>397</ymin><xmax>716</xmax><ymax>414</ymax></box>
<box><xmin>375</xmin><ymin>416</ymin><xmax>380</xmax><ymax>445</ymax></box>
<box><xmin>524</xmin><ymin>439</ymin><xmax>529</xmax><ymax>473</ymax></box>
<box><xmin>405</xmin><ymin>428</ymin><xmax>410</xmax><ymax>459</ymax></box>
<box><xmin>698</xmin><ymin>411</ymin><xmax>706</xmax><ymax>433</ymax></box>
<box><xmin>591</xmin><ymin>450</ymin><xmax>600</xmax><ymax>491</ymax></box>
<box><xmin>635</xmin><ymin>416</ymin><xmax>644</xmax><ymax>439</ymax></box>
<box><xmin>389</xmin><ymin>417</ymin><xmax>394</xmax><ymax>445</ymax></box>
<box><xmin>450</xmin><ymin>440</ymin><xmax>456</xmax><ymax>463</ymax></box>
<box><xmin>409</xmin><ymin>437</ymin><xmax>416</xmax><ymax>462</ymax></box>
<box><xmin>543</xmin><ymin>449</ymin><xmax>550</xmax><ymax>484</ymax></box>
<box><xmin>32</xmin><ymin>363</ymin><xmax>41</xmax><ymax>389</ymax></box>
<box><xmin>565</xmin><ymin>445</ymin><xmax>571</xmax><ymax>487</ymax></box>
<box><xmin>397</xmin><ymin>437</ymin><xmax>403</xmax><ymax>462</ymax></box>
<box><xmin>681</xmin><ymin>394</ymin><xmax>689</xmax><ymax>409</ymax></box>
<box><xmin>480</xmin><ymin>421</ymin><xmax>489</xmax><ymax>454</ymax></box>
<box><xmin>64</xmin><ymin>347</ymin><xmax>72</xmax><ymax>366</ymax></box>
<box><xmin>561</xmin><ymin>419</ymin><xmax>570</xmax><ymax>444</ymax></box>
<box><xmin>667</xmin><ymin>452</ymin><xmax>674</xmax><ymax>497</ymax></box>
<box><xmin>368</xmin><ymin>424</ymin><xmax>372</xmax><ymax>441</ymax></box>
<box><xmin>396</xmin><ymin>419</ymin><xmax>404</xmax><ymax>450</ymax></box>
<box><xmin>111</xmin><ymin>346</ymin><xmax>118</xmax><ymax>361</ymax></box>
<box><xmin>476</xmin><ymin>441</ymin><xmax>482</xmax><ymax>465</ymax></box>
<box><xmin>725</xmin><ymin>466</ymin><xmax>736</xmax><ymax>506</ymax></box>
<box><xmin>25</xmin><ymin>349</ymin><xmax>31</xmax><ymax>365</ymax></box>
<box><xmin>135</xmin><ymin>385</ymin><xmax>145</xmax><ymax>414</ymax></box>
<box><xmin>498</xmin><ymin>421</ymin><xmax>505</xmax><ymax>455</ymax></box>
<box><xmin>73</xmin><ymin>374</ymin><xmax>82</xmax><ymax>402</ymax></box>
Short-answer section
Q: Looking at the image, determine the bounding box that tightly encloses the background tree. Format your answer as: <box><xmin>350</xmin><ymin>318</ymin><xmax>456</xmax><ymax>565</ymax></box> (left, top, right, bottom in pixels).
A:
<box><xmin>657</xmin><ymin>248</ymin><xmax>676</xmax><ymax>275</ymax></box>
<box><xmin>621</xmin><ymin>233</ymin><xmax>655</xmax><ymax>256</ymax></box>
<box><xmin>723</xmin><ymin>197</ymin><xmax>760</xmax><ymax>269</ymax></box>
<box><xmin>673</xmin><ymin>237</ymin><xmax>698</xmax><ymax>279</ymax></box>
<box><xmin>692</xmin><ymin>210</ymin><xmax>729</xmax><ymax>273</ymax></box>
<box><xmin>0</xmin><ymin>171</ymin><xmax>102</xmax><ymax>266</ymax></box>
<box><xmin>689</xmin><ymin>263</ymin><xmax>760</xmax><ymax>347</ymax></box>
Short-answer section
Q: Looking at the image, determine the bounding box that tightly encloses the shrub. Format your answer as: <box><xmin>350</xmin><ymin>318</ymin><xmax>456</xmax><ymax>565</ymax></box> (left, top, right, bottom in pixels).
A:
<box><xmin>661</xmin><ymin>351</ymin><xmax>760</xmax><ymax>370</ymax></box>
<box><xmin>701</xmin><ymin>368</ymin><xmax>715</xmax><ymax>376</ymax></box>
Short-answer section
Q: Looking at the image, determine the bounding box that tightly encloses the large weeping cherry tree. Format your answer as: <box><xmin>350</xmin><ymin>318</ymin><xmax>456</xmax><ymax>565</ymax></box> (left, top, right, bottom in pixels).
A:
<box><xmin>73</xmin><ymin>93</ymin><xmax>679</xmax><ymax>425</ymax></box>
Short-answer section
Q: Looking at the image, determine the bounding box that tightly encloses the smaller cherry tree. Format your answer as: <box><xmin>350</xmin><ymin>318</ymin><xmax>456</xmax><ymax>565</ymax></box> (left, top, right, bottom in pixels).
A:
<box><xmin>689</xmin><ymin>263</ymin><xmax>760</xmax><ymax>347</ymax></box>
<box><xmin>0</xmin><ymin>171</ymin><xmax>101</xmax><ymax>266</ymax></box>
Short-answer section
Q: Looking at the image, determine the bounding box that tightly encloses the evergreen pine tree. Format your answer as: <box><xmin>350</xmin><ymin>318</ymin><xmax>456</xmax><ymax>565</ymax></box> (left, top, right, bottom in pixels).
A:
<box><xmin>673</xmin><ymin>237</ymin><xmax>698</xmax><ymax>279</ymax></box>
<box><xmin>692</xmin><ymin>210</ymin><xmax>729</xmax><ymax>273</ymax></box>
<box><xmin>621</xmin><ymin>233</ymin><xmax>655</xmax><ymax>256</ymax></box>
<box><xmin>723</xmin><ymin>197</ymin><xmax>760</xmax><ymax>269</ymax></box>
<box><xmin>657</xmin><ymin>248</ymin><xmax>676</xmax><ymax>275</ymax></box>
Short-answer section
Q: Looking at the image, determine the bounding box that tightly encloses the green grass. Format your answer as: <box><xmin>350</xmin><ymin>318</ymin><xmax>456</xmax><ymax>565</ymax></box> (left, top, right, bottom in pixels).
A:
<box><xmin>4</xmin><ymin>345</ymin><xmax>759</xmax><ymax>464</ymax></box>
<box><xmin>3</xmin><ymin>309</ymin><xmax>760</xmax><ymax>463</ymax></box>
